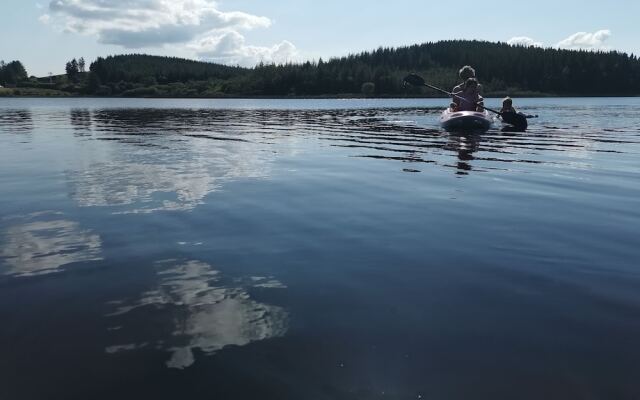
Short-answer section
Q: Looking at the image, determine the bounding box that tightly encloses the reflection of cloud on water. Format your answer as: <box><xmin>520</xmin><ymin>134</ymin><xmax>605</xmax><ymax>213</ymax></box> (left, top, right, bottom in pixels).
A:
<box><xmin>106</xmin><ymin>260</ymin><xmax>288</xmax><ymax>369</ymax></box>
<box><xmin>0</xmin><ymin>214</ymin><xmax>102</xmax><ymax>277</ymax></box>
<box><xmin>66</xmin><ymin>130</ymin><xmax>275</xmax><ymax>214</ymax></box>
<box><xmin>250</xmin><ymin>276</ymin><xmax>287</xmax><ymax>289</ymax></box>
<box><xmin>70</xmin><ymin>162</ymin><xmax>221</xmax><ymax>213</ymax></box>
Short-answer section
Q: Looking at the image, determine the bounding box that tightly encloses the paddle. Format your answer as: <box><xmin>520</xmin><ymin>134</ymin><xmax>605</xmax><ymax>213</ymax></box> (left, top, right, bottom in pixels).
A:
<box><xmin>403</xmin><ymin>73</ymin><xmax>528</xmax><ymax>129</ymax></box>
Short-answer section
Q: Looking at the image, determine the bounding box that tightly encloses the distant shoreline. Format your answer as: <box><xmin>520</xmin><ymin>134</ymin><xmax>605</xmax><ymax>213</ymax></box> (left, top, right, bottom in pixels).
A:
<box><xmin>1</xmin><ymin>91</ymin><xmax>638</xmax><ymax>100</ymax></box>
<box><xmin>2</xmin><ymin>87</ymin><xmax>553</xmax><ymax>99</ymax></box>
<box><xmin>1</xmin><ymin>86</ymin><xmax>638</xmax><ymax>100</ymax></box>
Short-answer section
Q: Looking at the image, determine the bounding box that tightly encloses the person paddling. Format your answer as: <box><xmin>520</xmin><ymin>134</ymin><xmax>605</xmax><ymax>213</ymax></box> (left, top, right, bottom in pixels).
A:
<box><xmin>452</xmin><ymin>66</ymin><xmax>483</xmax><ymax>111</ymax></box>
<box><xmin>500</xmin><ymin>97</ymin><xmax>517</xmax><ymax>113</ymax></box>
<box><xmin>500</xmin><ymin>97</ymin><xmax>537</xmax><ymax>118</ymax></box>
<box><xmin>452</xmin><ymin>65</ymin><xmax>478</xmax><ymax>93</ymax></box>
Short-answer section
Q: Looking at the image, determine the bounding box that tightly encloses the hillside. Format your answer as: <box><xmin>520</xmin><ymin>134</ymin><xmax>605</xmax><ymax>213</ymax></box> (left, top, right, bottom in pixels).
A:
<box><xmin>242</xmin><ymin>40</ymin><xmax>640</xmax><ymax>96</ymax></box>
<box><xmin>4</xmin><ymin>40</ymin><xmax>640</xmax><ymax>97</ymax></box>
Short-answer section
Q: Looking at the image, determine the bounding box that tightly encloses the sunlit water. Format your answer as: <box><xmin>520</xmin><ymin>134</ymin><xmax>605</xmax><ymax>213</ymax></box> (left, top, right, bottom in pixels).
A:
<box><xmin>1</xmin><ymin>97</ymin><xmax>639</xmax><ymax>399</ymax></box>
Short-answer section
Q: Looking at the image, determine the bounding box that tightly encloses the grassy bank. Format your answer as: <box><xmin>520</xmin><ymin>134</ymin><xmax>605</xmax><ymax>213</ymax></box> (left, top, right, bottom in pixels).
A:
<box><xmin>0</xmin><ymin>87</ymin><xmax>72</xmax><ymax>97</ymax></box>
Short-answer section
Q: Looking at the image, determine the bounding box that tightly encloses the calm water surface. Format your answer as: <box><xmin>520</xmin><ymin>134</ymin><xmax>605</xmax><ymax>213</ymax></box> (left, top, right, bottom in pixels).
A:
<box><xmin>1</xmin><ymin>97</ymin><xmax>639</xmax><ymax>399</ymax></box>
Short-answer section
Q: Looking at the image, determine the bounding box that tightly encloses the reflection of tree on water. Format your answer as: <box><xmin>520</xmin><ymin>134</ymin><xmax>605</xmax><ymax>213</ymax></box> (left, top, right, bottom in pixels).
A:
<box><xmin>443</xmin><ymin>133</ymin><xmax>482</xmax><ymax>175</ymax></box>
<box><xmin>69</xmin><ymin>109</ymin><xmax>92</xmax><ymax>135</ymax></box>
<box><xmin>90</xmin><ymin>108</ymin><xmax>301</xmax><ymax>136</ymax></box>
<box><xmin>106</xmin><ymin>260</ymin><xmax>288</xmax><ymax>369</ymax></box>
<box><xmin>0</xmin><ymin>109</ymin><xmax>33</xmax><ymax>133</ymax></box>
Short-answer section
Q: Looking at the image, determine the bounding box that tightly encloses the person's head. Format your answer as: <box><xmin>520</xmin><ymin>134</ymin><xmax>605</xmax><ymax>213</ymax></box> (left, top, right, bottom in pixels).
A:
<box><xmin>459</xmin><ymin>65</ymin><xmax>476</xmax><ymax>80</ymax></box>
<box><xmin>502</xmin><ymin>97</ymin><xmax>513</xmax><ymax>108</ymax></box>
<box><xmin>464</xmin><ymin>77</ymin><xmax>478</xmax><ymax>90</ymax></box>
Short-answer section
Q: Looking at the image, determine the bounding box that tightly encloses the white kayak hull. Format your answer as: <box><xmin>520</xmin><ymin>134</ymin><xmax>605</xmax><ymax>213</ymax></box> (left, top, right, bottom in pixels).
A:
<box><xmin>440</xmin><ymin>110</ymin><xmax>492</xmax><ymax>132</ymax></box>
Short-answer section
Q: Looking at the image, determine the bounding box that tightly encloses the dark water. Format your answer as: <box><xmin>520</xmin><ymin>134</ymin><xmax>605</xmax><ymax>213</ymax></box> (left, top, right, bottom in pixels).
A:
<box><xmin>1</xmin><ymin>97</ymin><xmax>639</xmax><ymax>399</ymax></box>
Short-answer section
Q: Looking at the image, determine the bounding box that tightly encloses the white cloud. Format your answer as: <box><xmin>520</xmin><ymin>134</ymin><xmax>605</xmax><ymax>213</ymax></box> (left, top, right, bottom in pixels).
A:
<box><xmin>48</xmin><ymin>0</ymin><xmax>270</xmax><ymax>48</ymax></box>
<box><xmin>45</xmin><ymin>0</ymin><xmax>298</xmax><ymax>67</ymax></box>
<box><xmin>556</xmin><ymin>29</ymin><xmax>611</xmax><ymax>50</ymax></box>
<box><xmin>507</xmin><ymin>36</ymin><xmax>543</xmax><ymax>48</ymax></box>
<box><xmin>38</xmin><ymin>14</ymin><xmax>51</xmax><ymax>24</ymax></box>
<box><xmin>192</xmin><ymin>31</ymin><xmax>298</xmax><ymax>66</ymax></box>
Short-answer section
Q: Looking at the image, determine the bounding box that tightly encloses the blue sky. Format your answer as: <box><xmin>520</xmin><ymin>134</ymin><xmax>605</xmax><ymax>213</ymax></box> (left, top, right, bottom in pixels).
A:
<box><xmin>2</xmin><ymin>0</ymin><xmax>639</xmax><ymax>76</ymax></box>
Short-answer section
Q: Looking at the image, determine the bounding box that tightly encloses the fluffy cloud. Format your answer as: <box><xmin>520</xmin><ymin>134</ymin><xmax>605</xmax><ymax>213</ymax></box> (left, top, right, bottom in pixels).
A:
<box><xmin>506</xmin><ymin>30</ymin><xmax>613</xmax><ymax>51</ymax></box>
<box><xmin>44</xmin><ymin>0</ymin><xmax>296</xmax><ymax>66</ymax></box>
<box><xmin>193</xmin><ymin>31</ymin><xmax>298</xmax><ymax>66</ymax></box>
<box><xmin>47</xmin><ymin>0</ymin><xmax>270</xmax><ymax>47</ymax></box>
<box><xmin>507</xmin><ymin>36</ymin><xmax>543</xmax><ymax>47</ymax></box>
<box><xmin>556</xmin><ymin>29</ymin><xmax>611</xmax><ymax>50</ymax></box>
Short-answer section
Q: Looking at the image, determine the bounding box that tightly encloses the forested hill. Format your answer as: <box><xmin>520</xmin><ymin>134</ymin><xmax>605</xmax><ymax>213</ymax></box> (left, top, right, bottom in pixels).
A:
<box><xmin>4</xmin><ymin>40</ymin><xmax>640</xmax><ymax>97</ymax></box>
<box><xmin>89</xmin><ymin>54</ymin><xmax>246</xmax><ymax>93</ymax></box>
<box><xmin>247</xmin><ymin>40</ymin><xmax>640</xmax><ymax>96</ymax></box>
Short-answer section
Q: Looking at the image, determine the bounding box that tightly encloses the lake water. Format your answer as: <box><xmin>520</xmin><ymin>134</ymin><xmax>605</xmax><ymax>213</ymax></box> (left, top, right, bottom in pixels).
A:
<box><xmin>1</xmin><ymin>97</ymin><xmax>639</xmax><ymax>399</ymax></box>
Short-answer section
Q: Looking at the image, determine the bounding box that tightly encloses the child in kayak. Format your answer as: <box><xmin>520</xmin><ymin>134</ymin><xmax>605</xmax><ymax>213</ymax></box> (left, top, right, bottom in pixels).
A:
<box><xmin>454</xmin><ymin>78</ymin><xmax>484</xmax><ymax>112</ymax></box>
<box><xmin>500</xmin><ymin>97</ymin><xmax>517</xmax><ymax>113</ymax></box>
<box><xmin>500</xmin><ymin>97</ymin><xmax>536</xmax><ymax>118</ymax></box>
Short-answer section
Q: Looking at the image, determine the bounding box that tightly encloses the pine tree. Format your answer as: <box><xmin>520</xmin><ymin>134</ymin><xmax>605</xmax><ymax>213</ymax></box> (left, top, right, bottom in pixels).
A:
<box><xmin>65</xmin><ymin>59</ymin><xmax>79</xmax><ymax>81</ymax></box>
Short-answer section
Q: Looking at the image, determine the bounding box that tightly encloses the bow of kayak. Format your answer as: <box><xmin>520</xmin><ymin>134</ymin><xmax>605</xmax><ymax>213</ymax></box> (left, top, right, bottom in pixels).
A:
<box><xmin>440</xmin><ymin>109</ymin><xmax>492</xmax><ymax>133</ymax></box>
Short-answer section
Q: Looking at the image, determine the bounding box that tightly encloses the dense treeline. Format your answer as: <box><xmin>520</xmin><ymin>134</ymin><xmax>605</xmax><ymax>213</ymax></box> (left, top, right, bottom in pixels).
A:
<box><xmin>85</xmin><ymin>41</ymin><xmax>640</xmax><ymax>97</ymax></box>
<box><xmin>88</xmin><ymin>54</ymin><xmax>246</xmax><ymax>96</ymax></box>
<box><xmin>3</xmin><ymin>40</ymin><xmax>640</xmax><ymax>97</ymax></box>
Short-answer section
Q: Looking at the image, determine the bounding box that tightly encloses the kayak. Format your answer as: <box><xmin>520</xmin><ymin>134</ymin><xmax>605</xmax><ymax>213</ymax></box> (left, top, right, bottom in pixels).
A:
<box><xmin>499</xmin><ymin>112</ymin><xmax>529</xmax><ymax>131</ymax></box>
<box><xmin>440</xmin><ymin>109</ymin><xmax>492</xmax><ymax>132</ymax></box>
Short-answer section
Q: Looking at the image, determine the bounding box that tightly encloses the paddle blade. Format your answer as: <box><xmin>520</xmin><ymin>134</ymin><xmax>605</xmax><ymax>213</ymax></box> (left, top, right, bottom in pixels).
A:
<box><xmin>403</xmin><ymin>73</ymin><xmax>426</xmax><ymax>87</ymax></box>
<box><xmin>501</xmin><ymin>112</ymin><xmax>528</xmax><ymax>130</ymax></box>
